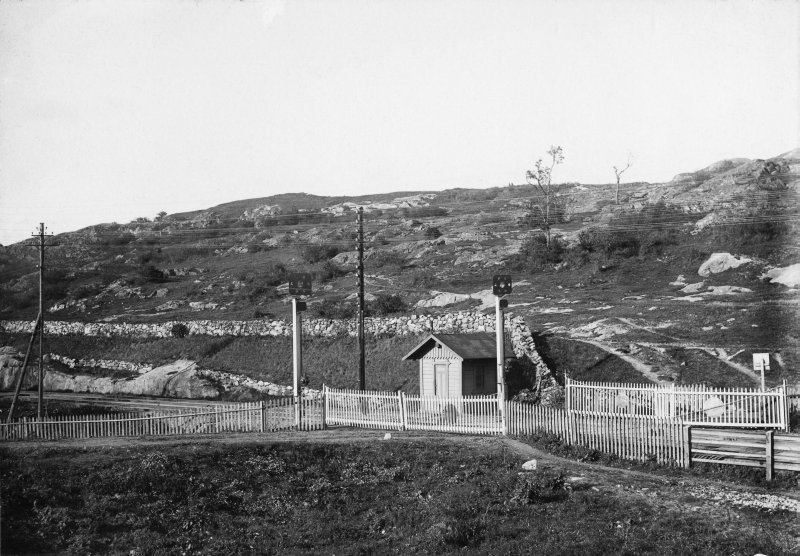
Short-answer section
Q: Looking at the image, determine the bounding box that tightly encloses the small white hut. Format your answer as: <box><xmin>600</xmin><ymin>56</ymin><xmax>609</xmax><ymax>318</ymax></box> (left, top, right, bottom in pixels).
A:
<box><xmin>402</xmin><ymin>333</ymin><xmax>513</xmax><ymax>397</ymax></box>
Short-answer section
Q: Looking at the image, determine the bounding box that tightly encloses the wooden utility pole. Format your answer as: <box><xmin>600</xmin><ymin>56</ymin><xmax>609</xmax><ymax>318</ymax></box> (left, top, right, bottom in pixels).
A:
<box><xmin>36</xmin><ymin>223</ymin><xmax>46</xmax><ymax>419</ymax></box>
<box><xmin>8</xmin><ymin>223</ymin><xmax>52</xmax><ymax>422</ymax></box>
<box><xmin>357</xmin><ymin>207</ymin><xmax>365</xmax><ymax>390</ymax></box>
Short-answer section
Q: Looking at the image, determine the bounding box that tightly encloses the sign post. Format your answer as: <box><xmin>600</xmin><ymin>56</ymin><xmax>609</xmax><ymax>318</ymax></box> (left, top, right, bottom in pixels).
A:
<box><xmin>289</xmin><ymin>273</ymin><xmax>312</xmax><ymax>427</ymax></box>
<box><xmin>492</xmin><ymin>275</ymin><xmax>512</xmax><ymax>432</ymax></box>
<box><xmin>753</xmin><ymin>353</ymin><xmax>770</xmax><ymax>392</ymax></box>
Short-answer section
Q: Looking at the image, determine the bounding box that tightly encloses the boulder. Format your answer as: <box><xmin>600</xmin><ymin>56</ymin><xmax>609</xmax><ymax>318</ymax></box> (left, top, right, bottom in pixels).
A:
<box><xmin>698</xmin><ymin>253</ymin><xmax>752</xmax><ymax>277</ymax></box>
<box><xmin>706</xmin><ymin>285</ymin><xmax>752</xmax><ymax>295</ymax></box>
<box><xmin>415</xmin><ymin>292</ymin><xmax>472</xmax><ymax>308</ymax></box>
<box><xmin>680</xmin><ymin>282</ymin><xmax>705</xmax><ymax>294</ymax></box>
<box><xmin>156</xmin><ymin>300</ymin><xmax>184</xmax><ymax>311</ymax></box>
<box><xmin>14</xmin><ymin>360</ymin><xmax>223</xmax><ymax>399</ymax></box>
<box><xmin>521</xmin><ymin>459</ymin><xmax>538</xmax><ymax>471</ymax></box>
<box><xmin>669</xmin><ymin>275</ymin><xmax>686</xmax><ymax>286</ymax></box>
<box><xmin>761</xmin><ymin>264</ymin><xmax>800</xmax><ymax>288</ymax></box>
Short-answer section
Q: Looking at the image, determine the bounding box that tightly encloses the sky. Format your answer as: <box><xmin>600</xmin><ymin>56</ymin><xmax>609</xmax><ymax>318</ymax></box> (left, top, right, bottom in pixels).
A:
<box><xmin>0</xmin><ymin>0</ymin><xmax>797</xmax><ymax>246</ymax></box>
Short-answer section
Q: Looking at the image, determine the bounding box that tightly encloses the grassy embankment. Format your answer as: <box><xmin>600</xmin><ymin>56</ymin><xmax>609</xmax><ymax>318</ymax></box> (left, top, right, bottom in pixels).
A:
<box><xmin>0</xmin><ymin>332</ymin><xmax>422</xmax><ymax>393</ymax></box>
<box><xmin>0</xmin><ymin>440</ymin><xmax>793</xmax><ymax>555</ymax></box>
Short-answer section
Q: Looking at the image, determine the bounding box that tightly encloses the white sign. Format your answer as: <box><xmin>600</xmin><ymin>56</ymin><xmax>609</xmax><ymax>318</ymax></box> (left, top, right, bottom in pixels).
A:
<box><xmin>752</xmin><ymin>353</ymin><xmax>770</xmax><ymax>371</ymax></box>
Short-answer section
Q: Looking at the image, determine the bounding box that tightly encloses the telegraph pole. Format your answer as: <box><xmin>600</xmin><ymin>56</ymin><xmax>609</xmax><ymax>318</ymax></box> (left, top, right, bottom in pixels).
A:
<box><xmin>34</xmin><ymin>223</ymin><xmax>52</xmax><ymax>419</ymax></box>
<box><xmin>357</xmin><ymin>207</ymin><xmax>365</xmax><ymax>390</ymax></box>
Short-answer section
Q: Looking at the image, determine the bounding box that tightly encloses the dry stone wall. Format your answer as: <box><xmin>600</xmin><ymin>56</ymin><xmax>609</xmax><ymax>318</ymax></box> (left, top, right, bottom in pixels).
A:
<box><xmin>0</xmin><ymin>311</ymin><xmax>559</xmax><ymax>399</ymax></box>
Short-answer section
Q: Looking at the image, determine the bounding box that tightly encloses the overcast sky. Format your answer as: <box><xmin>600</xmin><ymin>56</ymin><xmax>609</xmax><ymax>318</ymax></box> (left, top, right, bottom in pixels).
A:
<box><xmin>0</xmin><ymin>0</ymin><xmax>797</xmax><ymax>245</ymax></box>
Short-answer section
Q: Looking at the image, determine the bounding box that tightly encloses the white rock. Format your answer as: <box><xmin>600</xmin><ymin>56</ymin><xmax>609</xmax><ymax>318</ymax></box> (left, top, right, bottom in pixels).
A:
<box><xmin>383</xmin><ymin>433</ymin><xmax>392</xmax><ymax>441</ymax></box>
<box><xmin>521</xmin><ymin>459</ymin><xmax>538</xmax><ymax>471</ymax></box>
<box><xmin>706</xmin><ymin>285</ymin><xmax>752</xmax><ymax>295</ymax></box>
<box><xmin>669</xmin><ymin>275</ymin><xmax>686</xmax><ymax>286</ymax></box>
<box><xmin>760</xmin><ymin>263</ymin><xmax>800</xmax><ymax>288</ymax></box>
<box><xmin>680</xmin><ymin>282</ymin><xmax>705</xmax><ymax>294</ymax></box>
<box><xmin>698</xmin><ymin>253</ymin><xmax>751</xmax><ymax>277</ymax></box>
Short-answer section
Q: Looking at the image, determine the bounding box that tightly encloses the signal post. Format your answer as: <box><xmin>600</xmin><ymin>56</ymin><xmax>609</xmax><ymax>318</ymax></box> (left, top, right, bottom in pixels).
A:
<box><xmin>289</xmin><ymin>273</ymin><xmax>312</xmax><ymax>427</ymax></box>
<box><xmin>492</xmin><ymin>275</ymin><xmax>512</xmax><ymax>434</ymax></box>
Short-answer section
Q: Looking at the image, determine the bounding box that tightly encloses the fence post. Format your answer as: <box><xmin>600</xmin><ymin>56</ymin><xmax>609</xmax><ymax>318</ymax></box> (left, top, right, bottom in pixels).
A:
<box><xmin>322</xmin><ymin>385</ymin><xmax>328</xmax><ymax>429</ymax></box>
<box><xmin>670</xmin><ymin>384</ymin><xmax>676</xmax><ymax>419</ymax></box>
<box><xmin>781</xmin><ymin>380</ymin><xmax>789</xmax><ymax>432</ymax></box>
<box><xmin>260</xmin><ymin>400</ymin><xmax>265</xmax><ymax>433</ymax></box>
<box><xmin>320</xmin><ymin>384</ymin><xmax>328</xmax><ymax>429</ymax></box>
<box><xmin>765</xmin><ymin>430</ymin><xmax>774</xmax><ymax>482</ymax></box>
<box><xmin>398</xmin><ymin>391</ymin><xmax>407</xmax><ymax>431</ymax></box>
<box><xmin>682</xmin><ymin>426</ymin><xmax>692</xmax><ymax>469</ymax></box>
<box><xmin>500</xmin><ymin>397</ymin><xmax>507</xmax><ymax>436</ymax></box>
<box><xmin>567</xmin><ymin>411</ymin><xmax>575</xmax><ymax>445</ymax></box>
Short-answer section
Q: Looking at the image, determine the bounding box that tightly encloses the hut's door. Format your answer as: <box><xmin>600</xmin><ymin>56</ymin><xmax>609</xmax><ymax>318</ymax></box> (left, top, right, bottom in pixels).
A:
<box><xmin>434</xmin><ymin>364</ymin><xmax>448</xmax><ymax>397</ymax></box>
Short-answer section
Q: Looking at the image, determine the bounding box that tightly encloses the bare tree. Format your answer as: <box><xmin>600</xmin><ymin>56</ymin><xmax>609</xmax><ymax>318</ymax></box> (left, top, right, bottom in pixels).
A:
<box><xmin>524</xmin><ymin>145</ymin><xmax>565</xmax><ymax>245</ymax></box>
<box><xmin>612</xmin><ymin>155</ymin><xmax>633</xmax><ymax>205</ymax></box>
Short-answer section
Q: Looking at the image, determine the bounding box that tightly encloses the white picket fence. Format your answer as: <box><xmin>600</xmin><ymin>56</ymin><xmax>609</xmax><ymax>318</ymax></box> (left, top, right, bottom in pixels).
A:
<box><xmin>324</xmin><ymin>387</ymin><xmax>685</xmax><ymax>464</ymax></box>
<box><xmin>3</xmin><ymin>386</ymin><xmax>793</xmax><ymax>474</ymax></box>
<box><xmin>565</xmin><ymin>377</ymin><xmax>789</xmax><ymax>430</ymax></box>
<box><xmin>323</xmin><ymin>387</ymin><xmax>503</xmax><ymax>434</ymax></box>
<box><xmin>505</xmin><ymin>401</ymin><xmax>686</xmax><ymax>466</ymax></box>
<box><xmin>0</xmin><ymin>397</ymin><xmax>324</xmax><ymax>441</ymax></box>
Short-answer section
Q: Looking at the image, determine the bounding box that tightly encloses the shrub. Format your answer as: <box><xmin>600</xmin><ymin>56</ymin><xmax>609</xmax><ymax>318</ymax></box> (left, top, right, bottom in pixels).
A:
<box><xmin>404</xmin><ymin>270</ymin><xmax>443</xmax><ymax>290</ymax></box>
<box><xmin>424</xmin><ymin>227</ymin><xmax>442</xmax><ymax>239</ymax></box>
<box><xmin>314</xmin><ymin>299</ymin><xmax>356</xmax><ymax>319</ymax></box>
<box><xmin>579</xmin><ymin>228</ymin><xmax>640</xmax><ymax>258</ymax></box>
<box><xmin>171</xmin><ymin>323</ymin><xmax>189</xmax><ymax>338</ymax></box>
<box><xmin>317</xmin><ymin>260</ymin><xmax>346</xmax><ymax>283</ymax></box>
<box><xmin>137</xmin><ymin>249</ymin><xmax>166</xmax><ymax>265</ymax></box>
<box><xmin>505</xmin><ymin>356</ymin><xmax>539</xmax><ymax>397</ymax></box>
<box><xmin>368</xmin><ymin>293</ymin><xmax>408</xmax><ymax>316</ymax></box>
<box><xmin>398</xmin><ymin>206</ymin><xmax>448</xmax><ymax>218</ymax></box>
<box><xmin>139</xmin><ymin>265</ymin><xmax>167</xmax><ymax>283</ymax></box>
<box><xmin>510</xmin><ymin>471</ymin><xmax>571</xmax><ymax>505</ymax></box>
<box><xmin>72</xmin><ymin>283</ymin><xmax>104</xmax><ymax>300</ymax></box>
<box><xmin>42</xmin><ymin>269</ymin><xmax>71</xmax><ymax>302</ymax></box>
<box><xmin>252</xmin><ymin>309</ymin><xmax>275</xmax><ymax>319</ymax></box>
<box><xmin>512</xmin><ymin>234</ymin><xmax>565</xmax><ymax>271</ymax></box>
<box><xmin>259</xmin><ymin>263</ymin><xmax>289</xmax><ymax>287</ymax></box>
<box><xmin>302</xmin><ymin>245</ymin><xmax>342</xmax><ymax>264</ymax></box>
<box><xmin>369</xmin><ymin>251</ymin><xmax>407</xmax><ymax>270</ymax></box>
<box><xmin>247</xmin><ymin>285</ymin><xmax>278</xmax><ymax>303</ymax></box>
<box><xmin>101</xmin><ymin>231</ymin><xmax>136</xmax><ymax>246</ymax></box>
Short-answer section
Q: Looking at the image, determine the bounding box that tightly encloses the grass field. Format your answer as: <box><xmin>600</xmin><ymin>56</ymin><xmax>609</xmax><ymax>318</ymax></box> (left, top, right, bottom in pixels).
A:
<box><xmin>1</xmin><ymin>438</ymin><xmax>793</xmax><ymax>555</ymax></box>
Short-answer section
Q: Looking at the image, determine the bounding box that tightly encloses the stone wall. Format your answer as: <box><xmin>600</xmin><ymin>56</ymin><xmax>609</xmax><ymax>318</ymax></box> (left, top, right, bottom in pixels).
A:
<box><xmin>1</xmin><ymin>311</ymin><xmax>559</xmax><ymax>398</ymax></box>
<box><xmin>3</xmin><ymin>312</ymin><xmax>498</xmax><ymax>338</ymax></box>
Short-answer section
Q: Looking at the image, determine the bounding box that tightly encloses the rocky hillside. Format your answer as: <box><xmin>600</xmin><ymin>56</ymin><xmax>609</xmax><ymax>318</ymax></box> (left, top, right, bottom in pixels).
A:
<box><xmin>1</xmin><ymin>150</ymin><xmax>799</xmax><ymax>394</ymax></box>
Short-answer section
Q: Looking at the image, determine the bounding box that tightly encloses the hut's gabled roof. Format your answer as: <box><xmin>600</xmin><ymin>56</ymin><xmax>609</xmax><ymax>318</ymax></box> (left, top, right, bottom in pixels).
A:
<box><xmin>402</xmin><ymin>333</ymin><xmax>514</xmax><ymax>361</ymax></box>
